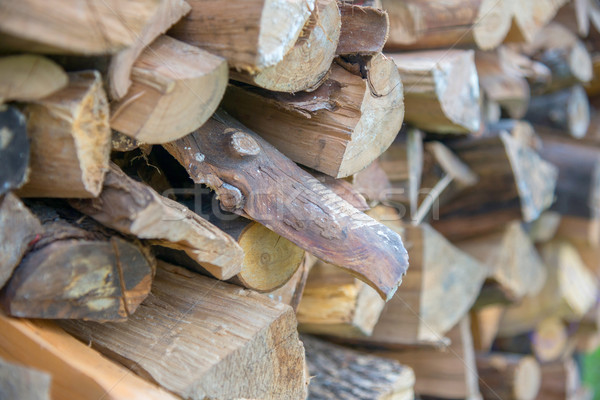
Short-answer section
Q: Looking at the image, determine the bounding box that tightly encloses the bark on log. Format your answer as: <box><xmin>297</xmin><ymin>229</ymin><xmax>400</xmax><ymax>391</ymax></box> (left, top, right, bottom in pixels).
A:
<box><xmin>336</xmin><ymin>2</ymin><xmax>389</xmax><ymax>56</ymax></box>
<box><xmin>110</xmin><ymin>35</ymin><xmax>228</xmax><ymax>144</ymax></box>
<box><xmin>0</xmin><ymin>0</ymin><xmax>161</xmax><ymax>55</ymax></box>
<box><xmin>163</xmin><ymin>111</ymin><xmax>409</xmax><ymax>301</ymax></box>
<box><xmin>0</xmin><ymin>106</ymin><xmax>29</xmax><ymax>196</ymax></box>
<box><xmin>61</xmin><ymin>262</ymin><xmax>308</xmax><ymax>400</ymax></box>
<box><xmin>17</xmin><ymin>71</ymin><xmax>111</xmax><ymax>198</ymax></box>
<box><xmin>223</xmin><ymin>53</ymin><xmax>404</xmax><ymax>178</ymax></box>
<box><xmin>535</xmin><ymin>359</ymin><xmax>581</xmax><ymax>400</ymax></box>
<box><xmin>1</xmin><ymin>202</ymin><xmax>155</xmax><ymax>321</ymax></box>
<box><xmin>0</xmin><ymin>356</ymin><xmax>51</xmax><ymax>400</ymax></box>
<box><xmin>388</xmin><ymin>50</ymin><xmax>481</xmax><ymax>134</ymax></box>
<box><xmin>0</xmin><ymin>55</ymin><xmax>67</xmax><ymax>103</ymax></box>
<box><xmin>69</xmin><ymin>162</ymin><xmax>244</xmax><ymax>280</ymax></box>
<box><xmin>383</xmin><ymin>0</ymin><xmax>512</xmax><ymax>51</ymax></box>
<box><xmin>303</xmin><ymin>335</ymin><xmax>416</xmax><ymax>400</ymax></box>
<box><xmin>0</xmin><ymin>314</ymin><xmax>177</xmax><ymax>400</ymax></box>
<box><xmin>476</xmin><ymin>353</ymin><xmax>541</xmax><ymax>400</ymax></box>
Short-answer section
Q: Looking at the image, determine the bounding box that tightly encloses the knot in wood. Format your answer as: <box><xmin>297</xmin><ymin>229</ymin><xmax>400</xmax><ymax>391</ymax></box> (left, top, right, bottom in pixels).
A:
<box><xmin>218</xmin><ymin>182</ymin><xmax>244</xmax><ymax>211</ymax></box>
<box><xmin>229</xmin><ymin>131</ymin><xmax>261</xmax><ymax>157</ymax></box>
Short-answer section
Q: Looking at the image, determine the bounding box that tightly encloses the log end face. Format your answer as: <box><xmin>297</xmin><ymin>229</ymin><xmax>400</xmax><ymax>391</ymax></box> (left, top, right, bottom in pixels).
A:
<box><xmin>514</xmin><ymin>356</ymin><xmax>542</xmax><ymax>400</ymax></box>
<box><xmin>473</xmin><ymin>0</ymin><xmax>512</xmax><ymax>50</ymax></box>
<box><xmin>567</xmin><ymin>85</ymin><xmax>590</xmax><ymax>139</ymax></box>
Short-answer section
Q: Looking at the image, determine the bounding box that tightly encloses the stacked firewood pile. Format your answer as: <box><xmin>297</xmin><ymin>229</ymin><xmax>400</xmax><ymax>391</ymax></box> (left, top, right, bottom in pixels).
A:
<box><xmin>1</xmin><ymin>0</ymin><xmax>600</xmax><ymax>399</ymax></box>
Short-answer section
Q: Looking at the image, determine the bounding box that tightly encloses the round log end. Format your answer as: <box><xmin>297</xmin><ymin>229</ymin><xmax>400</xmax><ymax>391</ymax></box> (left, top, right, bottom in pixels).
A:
<box><xmin>567</xmin><ymin>86</ymin><xmax>590</xmax><ymax>139</ymax></box>
<box><xmin>532</xmin><ymin>317</ymin><xmax>568</xmax><ymax>363</ymax></box>
<box><xmin>474</xmin><ymin>0</ymin><xmax>512</xmax><ymax>50</ymax></box>
<box><xmin>514</xmin><ymin>356</ymin><xmax>542</xmax><ymax>400</ymax></box>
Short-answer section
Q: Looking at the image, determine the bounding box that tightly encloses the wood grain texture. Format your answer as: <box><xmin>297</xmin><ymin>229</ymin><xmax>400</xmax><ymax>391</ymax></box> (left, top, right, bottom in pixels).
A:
<box><xmin>61</xmin><ymin>262</ymin><xmax>308</xmax><ymax>400</ymax></box>
<box><xmin>0</xmin><ymin>55</ymin><xmax>67</xmax><ymax>103</ymax></box>
<box><xmin>163</xmin><ymin>111</ymin><xmax>409</xmax><ymax>301</ymax></box>
<box><xmin>0</xmin><ymin>106</ymin><xmax>29</xmax><ymax>196</ymax></box>
<box><xmin>337</xmin><ymin>3</ymin><xmax>389</xmax><ymax>55</ymax></box>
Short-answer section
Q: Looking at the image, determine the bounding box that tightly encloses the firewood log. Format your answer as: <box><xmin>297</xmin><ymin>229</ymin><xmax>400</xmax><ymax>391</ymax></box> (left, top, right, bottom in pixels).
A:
<box><xmin>265</xmin><ymin>254</ymin><xmax>311</xmax><ymax>311</ymax></box>
<box><xmin>163</xmin><ymin>111</ymin><xmax>409</xmax><ymax>301</ymax></box>
<box><xmin>311</xmin><ymin>171</ymin><xmax>369</xmax><ymax>211</ymax></box>
<box><xmin>229</xmin><ymin>0</ymin><xmax>341</xmax><ymax>93</ymax></box>
<box><xmin>0</xmin><ymin>356</ymin><xmax>51</xmax><ymax>400</ymax></box>
<box><xmin>61</xmin><ymin>262</ymin><xmax>308</xmax><ymax>400</ymax></box>
<box><xmin>554</xmin><ymin>0</ymin><xmax>590</xmax><ymax>37</ymax></box>
<box><xmin>0</xmin><ymin>106</ymin><xmax>29</xmax><ymax>196</ymax></box>
<box><xmin>69</xmin><ymin>163</ymin><xmax>244</xmax><ymax>280</ymax></box>
<box><xmin>532</xmin><ymin>317</ymin><xmax>570</xmax><ymax>363</ymax></box>
<box><xmin>107</xmin><ymin>0</ymin><xmax>191</xmax><ymax>99</ymax></box>
<box><xmin>376</xmin><ymin>317</ymin><xmax>482</xmax><ymax>400</ymax></box>
<box><xmin>1</xmin><ymin>202</ymin><xmax>155</xmax><ymax>321</ymax></box>
<box><xmin>476</xmin><ymin>353</ymin><xmax>541</xmax><ymax>400</ymax></box>
<box><xmin>297</xmin><ymin>260</ymin><xmax>385</xmax><ymax>337</ymax></box>
<box><xmin>110</xmin><ymin>35</ymin><xmax>228</xmax><ymax>144</ymax></box>
<box><xmin>0</xmin><ymin>0</ymin><xmax>161</xmax><ymax>55</ymax></box>
<box><xmin>222</xmin><ymin>53</ymin><xmax>404</xmax><ymax>178</ymax></box>
<box><xmin>383</xmin><ymin>0</ymin><xmax>512</xmax><ymax>51</ymax></box>
<box><xmin>350</xmin><ymin>159</ymin><xmax>393</xmax><ymax>206</ymax></box>
<box><xmin>17</xmin><ymin>71</ymin><xmax>111</xmax><ymax>198</ymax></box>
<box><xmin>525</xmin><ymin>85</ymin><xmax>590</xmax><ymax>139</ymax></box>
<box><xmin>302</xmin><ymin>335</ymin><xmax>416</xmax><ymax>400</ymax></box>
<box><xmin>535</xmin><ymin>359</ymin><xmax>582</xmax><ymax>400</ymax></box>
<box><xmin>0</xmin><ymin>314</ymin><xmax>177</xmax><ymax>400</ymax></box>
<box><xmin>432</xmin><ymin>131</ymin><xmax>557</xmax><ymax>241</ymax></box>
<box><xmin>471</xmin><ymin>305</ymin><xmax>505</xmax><ymax>351</ymax></box>
<box><xmin>0</xmin><ymin>193</ymin><xmax>41</xmax><ymax>289</ymax></box>
<box><xmin>504</xmin><ymin>0</ymin><xmax>568</xmax><ymax>44</ymax></box>
<box><xmin>336</xmin><ymin>2</ymin><xmax>389</xmax><ymax>56</ymax></box>
<box><xmin>388</xmin><ymin>50</ymin><xmax>481</xmax><ymax>134</ymax></box>
<box><xmin>456</xmin><ymin>221</ymin><xmax>547</xmax><ymax>301</ymax></box>
<box><xmin>0</xmin><ymin>55</ymin><xmax>67</xmax><ymax>103</ymax></box>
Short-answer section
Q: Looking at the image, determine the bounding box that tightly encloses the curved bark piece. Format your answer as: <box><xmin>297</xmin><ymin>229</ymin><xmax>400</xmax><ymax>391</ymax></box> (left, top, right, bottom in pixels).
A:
<box><xmin>336</xmin><ymin>3</ymin><xmax>389</xmax><ymax>56</ymax></box>
<box><xmin>69</xmin><ymin>163</ymin><xmax>244</xmax><ymax>280</ymax></box>
<box><xmin>0</xmin><ymin>55</ymin><xmax>67</xmax><ymax>103</ymax></box>
<box><xmin>163</xmin><ymin>111</ymin><xmax>409</xmax><ymax>301</ymax></box>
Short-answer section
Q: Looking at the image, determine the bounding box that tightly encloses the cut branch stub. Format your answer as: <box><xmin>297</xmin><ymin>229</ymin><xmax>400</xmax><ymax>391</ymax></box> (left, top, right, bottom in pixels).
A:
<box><xmin>163</xmin><ymin>111</ymin><xmax>409</xmax><ymax>301</ymax></box>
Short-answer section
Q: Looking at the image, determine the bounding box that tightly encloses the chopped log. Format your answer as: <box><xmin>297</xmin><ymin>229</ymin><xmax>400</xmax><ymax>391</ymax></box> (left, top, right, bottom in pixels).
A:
<box><xmin>532</xmin><ymin>317</ymin><xmax>570</xmax><ymax>363</ymax></box>
<box><xmin>432</xmin><ymin>131</ymin><xmax>557</xmax><ymax>241</ymax></box>
<box><xmin>554</xmin><ymin>0</ymin><xmax>590</xmax><ymax>37</ymax></box>
<box><xmin>376</xmin><ymin>317</ymin><xmax>482</xmax><ymax>400</ymax></box>
<box><xmin>0</xmin><ymin>0</ymin><xmax>161</xmax><ymax>55</ymax></box>
<box><xmin>17</xmin><ymin>71</ymin><xmax>110</xmax><ymax>198</ymax></box>
<box><xmin>222</xmin><ymin>53</ymin><xmax>404</xmax><ymax>178</ymax></box>
<box><xmin>266</xmin><ymin>254</ymin><xmax>310</xmax><ymax>311</ymax></box>
<box><xmin>535</xmin><ymin>359</ymin><xmax>582</xmax><ymax>400</ymax></box>
<box><xmin>69</xmin><ymin>162</ymin><xmax>244</xmax><ymax>280</ymax></box>
<box><xmin>0</xmin><ymin>193</ymin><xmax>41</xmax><ymax>289</ymax></box>
<box><xmin>0</xmin><ymin>356</ymin><xmax>51</xmax><ymax>400</ymax></box>
<box><xmin>382</xmin><ymin>0</ymin><xmax>512</xmax><ymax>50</ymax></box>
<box><xmin>336</xmin><ymin>3</ymin><xmax>389</xmax><ymax>56</ymax></box>
<box><xmin>163</xmin><ymin>111</ymin><xmax>409</xmax><ymax>301</ymax></box>
<box><xmin>498</xmin><ymin>241</ymin><xmax>598</xmax><ymax>336</ymax></box>
<box><xmin>0</xmin><ymin>314</ymin><xmax>177</xmax><ymax>400</ymax></box>
<box><xmin>297</xmin><ymin>260</ymin><xmax>385</xmax><ymax>337</ymax></box>
<box><xmin>1</xmin><ymin>202</ymin><xmax>155</xmax><ymax>321</ymax></box>
<box><xmin>388</xmin><ymin>50</ymin><xmax>481</xmax><ymax>134</ymax></box>
<box><xmin>169</xmin><ymin>0</ymin><xmax>314</xmax><ymax>72</ymax></box>
<box><xmin>302</xmin><ymin>335</ymin><xmax>416</xmax><ymax>400</ymax></box>
<box><xmin>110</xmin><ymin>35</ymin><xmax>228</xmax><ymax>144</ymax></box>
<box><xmin>456</xmin><ymin>221</ymin><xmax>547</xmax><ymax>300</ymax></box>
<box><xmin>476</xmin><ymin>353</ymin><xmax>541</xmax><ymax>400</ymax></box>
<box><xmin>525</xmin><ymin>85</ymin><xmax>590</xmax><ymax>139</ymax></box>
<box><xmin>0</xmin><ymin>106</ymin><xmax>29</xmax><ymax>196</ymax></box>
<box><xmin>471</xmin><ymin>305</ymin><xmax>505</xmax><ymax>351</ymax></box>
<box><xmin>350</xmin><ymin>159</ymin><xmax>393</xmax><ymax>206</ymax></box>
<box><xmin>107</xmin><ymin>0</ymin><xmax>191</xmax><ymax>99</ymax></box>
<box><xmin>504</xmin><ymin>0</ymin><xmax>568</xmax><ymax>44</ymax></box>
<box><xmin>230</xmin><ymin>0</ymin><xmax>341</xmax><ymax>93</ymax></box>
<box><xmin>61</xmin><ymin>262</ymin><xmax>308</xmax><ymax>400</ymax></box>
<box><xmin>0</xmin><ymin>55</ymin><xmax>67</xmax><ymax>103</ymax></box>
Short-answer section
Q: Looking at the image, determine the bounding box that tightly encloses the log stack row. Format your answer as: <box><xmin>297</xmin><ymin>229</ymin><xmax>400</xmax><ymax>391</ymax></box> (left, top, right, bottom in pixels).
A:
<box><xmin>0</xmin><ymin>0</ymin><xmax>599</xmax><ymax>399</ymax></box>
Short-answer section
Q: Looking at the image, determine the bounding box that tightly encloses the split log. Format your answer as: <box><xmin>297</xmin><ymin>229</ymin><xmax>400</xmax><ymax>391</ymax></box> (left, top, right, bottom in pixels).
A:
<box><xmin>376</xmin><ymin>317</ymin><xmax>482</xmax><ymax>400</ymax></box>
<box><xmin>554</xmin><ymin>0</ymin><xmax>590</xmax><ymax>37</ymax></box>
<box><xmin>498</xmin><ymin>241</ymin><xmax>598</xmax><ymax>337</ymax></box>
<box><xmin>382</xmin><ymin>0</ymin><xmax>512</xmax><ymax>51</ymax></box>
<box><xmin>297</xmin><ymin>260</ymin><xmax>385</xmax><ymax>337</ymax></box>
<box><xmin>69</xmin><ymin>162</ymin><xmax>244</xmax><ymax>280</ymax></box>
<box><xmin>432</xmin><ymin>131</ymin><xmax>557</xmax><ymax>241</ymax></box>
<box><xmin>61</xmin><ymin>262</ymin><xmax>308</xmax><ymax>400</ymax></box>
<box><xmin>471</xmin><ymin>305</ymin><xmax>505</xmax><ymax>351</ymax></box>
<box><xmin>0</xmin><ymin>314</ymin><xmax>176</xmax><ymax>400</ymax></box>
<box><xmin>336</xmin><ymin>2</ymin><xmax>389</xmax><ymax>56</ymax></box>
<box><xmin>266</xmin><ymin>254</ymin><xmax>310</xmax><ymax>311</ymax></box>
<box><xmin>504</xmin><ymin>0</ymin><xmax>568</xmax><ymax>44</ymax></box>
<box><xmin>0</xmin><ymin>106</ymin><xmax>29</xmax><ymax>196</ymax></box>
<box><xmin>17</xmin><ymin>71</ymin><xmax>111</xmax><ymax>198</ymax></box>
<box><xmin>456</xmin><ymin>221</ymin><xmax>547</xmax><ymax>301</ymax></box>
<box><xmin>169</xmin><ymin>0</ymin><xmax>314</xmax><ymax>72</ymax></box>
<box><xmin>222</xmin><ymin>53</ymin><xmax>404</xmax><ymax>178</ymax></box>
<box><xmin>0</xmin><ymin>55</ymin><xmax>67</xmax><ymax>103</ymax></box>
<box><xmin>1</xmin><ymin>202</ymin><xmax>155</xmax><ymax>321</ymax></box>
<box><xmin>476</xmin><ymin>353</ymin><xmax>541</xmax><ymax>400</ymax></box>
<box><xmin>0</xmin><ymin>194</ymin><xmax>41</xmax><ymax>289</ymax></box>
<box><xmin>350</xmin><ymin>159</ymin><xmax>393</xmax><ymax>207</ymax></box>
<box><xmin>303</xmin><ymin>335</ymin><xmax>416</xmax><ymax>400</ymax></box>
<box><xmin>535</xmin><ymin>359</ymin><xmax>582</xmax><ymax>400</ymax></box>
<box><xmin>110</xmin><ymin>35</ymin><xmax>228</xmax><ymax>144</ymax></box>
<box><xmin>107</xmin><ymin>0</ymin><xmax>191</xmax><ymax>99</ymax></box>
<box><xmin>0</xmin><ymin>0</ymin><xmax>161</xmax><ymax>55</ymax></box>
<box><xmin>229</xmin><ymin>0</ymin><xmax>341</xmax><ymax>93</ymax></box>
<box><xmin>0</xmin><ymin>356</ymin><xmax>51</xmax><ymax>400</ymax></box>
<box><xmin>163</xmin><ymin>111</ymin><xmax>409</xmax><ymax>301</ymax></box>
<box><xmin>525</xmin><ymin>85</ymin><xmax>590</xmax><ymax>139</ymax></box>
<box><xmin>388</xmin><ymin>50</ymin><xmax>481</xmax><ymax>134</ymax></box>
